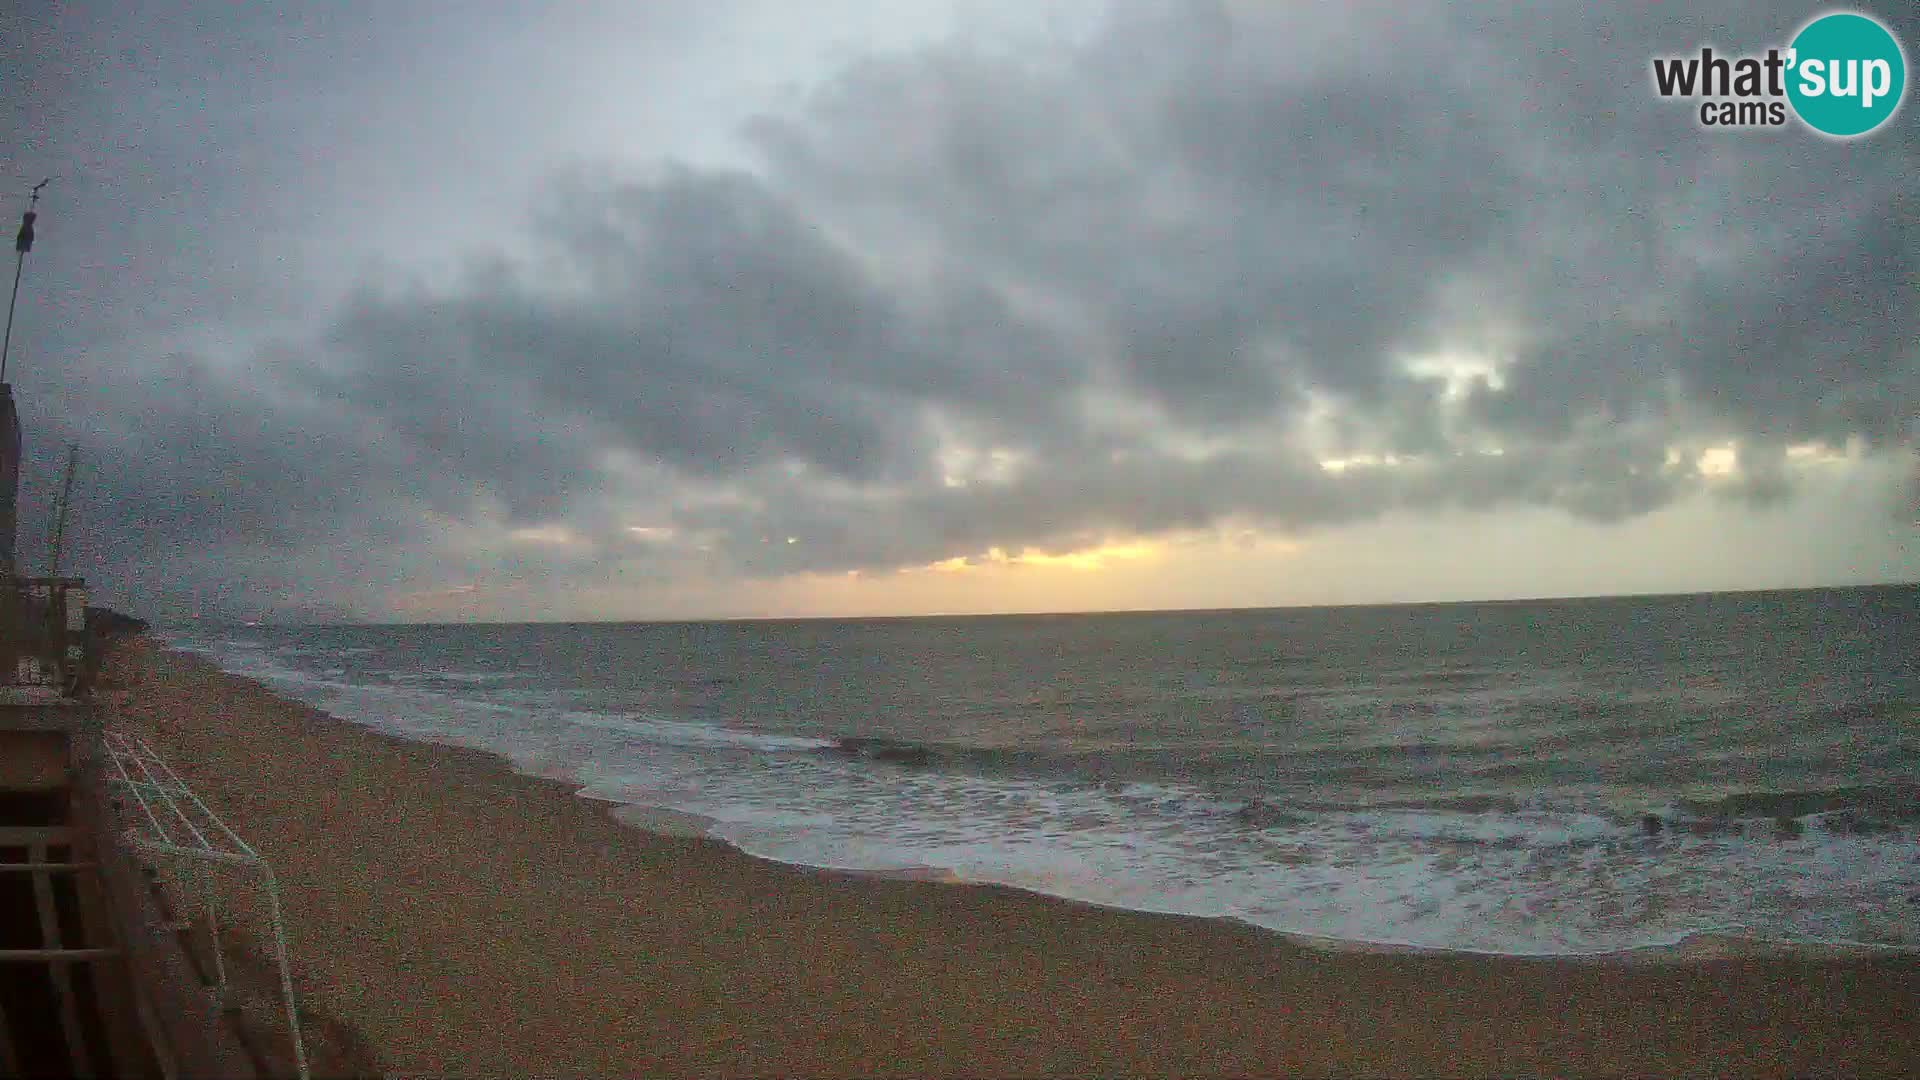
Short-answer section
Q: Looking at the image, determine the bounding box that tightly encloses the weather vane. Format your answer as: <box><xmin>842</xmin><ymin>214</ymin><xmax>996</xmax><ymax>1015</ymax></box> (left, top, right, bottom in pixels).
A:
<box><xmin>3</xmin><ymin>178</ymin><xmax>55</xmax><ymax>384</ymax></box>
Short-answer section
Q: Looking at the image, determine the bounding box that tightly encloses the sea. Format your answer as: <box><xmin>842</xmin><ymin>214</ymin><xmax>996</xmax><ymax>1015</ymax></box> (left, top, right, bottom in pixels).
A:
<box><xmin>163</xmin><ymin>585</ymin><xmax>1920</xmax><ymax>957</ymax></box>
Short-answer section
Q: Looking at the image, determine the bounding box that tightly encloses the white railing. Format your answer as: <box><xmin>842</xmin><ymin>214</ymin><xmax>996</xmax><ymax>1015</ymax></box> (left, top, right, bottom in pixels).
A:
<box><xmin>102</xmin><ymin>731</ymin><xmax>309</xmax><ymax>1080</ymax></box>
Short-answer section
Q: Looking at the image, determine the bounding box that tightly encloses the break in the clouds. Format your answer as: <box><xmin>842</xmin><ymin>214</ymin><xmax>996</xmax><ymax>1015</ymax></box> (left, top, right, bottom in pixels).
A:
<box><xmin>2</xmin><ymin>1</ymin><xmax>1914</xmax><ymax>619</ymax></box>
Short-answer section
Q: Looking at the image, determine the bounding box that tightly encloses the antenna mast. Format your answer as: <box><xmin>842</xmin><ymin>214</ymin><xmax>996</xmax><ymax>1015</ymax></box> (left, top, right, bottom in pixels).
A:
<box><xmin>46</xmin><ymin>443</ymin><xmax>77</xmax><ymax>577</ymax></box>
<box><xmin>2</xmin><ymin>179</ymin><xmax>52</xmax><ymax>384</ymax></box>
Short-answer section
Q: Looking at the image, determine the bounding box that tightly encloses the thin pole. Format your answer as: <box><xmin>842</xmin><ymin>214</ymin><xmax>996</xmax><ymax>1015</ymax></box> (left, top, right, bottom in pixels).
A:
<box><xmin>2</xmin><ymin>179</ymin><xmax>52</xmax><ymax>384</ymax></box>
<box><xmin>0</xmin><ymin>249</ymin><xmax>23</xmax><ymax>384</ymax></box>
<box><xmin>46</xmin><ymin>443</ymin><xmax>76</xmax><ymax>576</ymax></box>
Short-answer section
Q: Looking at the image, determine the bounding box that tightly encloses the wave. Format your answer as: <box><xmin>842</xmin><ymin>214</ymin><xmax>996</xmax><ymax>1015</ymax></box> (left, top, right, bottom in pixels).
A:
<box><xmin>379</xmin><ymin>669</ymin><xmax>523</xmax><ymax>685</ymax></box>
<box><xmin>680</xmin><ymin>759</ymin><xmax>1920</xmax><ymax>955</ymax></box>
<box><xmin>155</xmin><ymin>629</ymin><xmax>1920</xmax><ymax>955</ymax></box>
<box><xmin>273</xmin><ymin>644</ymin><xmax>379</xmax><ymax>660</ymax></box>
<box><xmin>1364</xmin><ymin>667</ymin><xmax>1505</xmax><ymax>689</ymax></box>
<box><xmin>1674</xmin><ymin>783</ymin><xmax>1920</xmax><ymax>827</ymax></box>
<box><xmin>819</xmin><ymin>735</ymin><xmax>953</xmax><ymax>767</ymax></box>
<box><xmin>168</xmin><ymin>631</ymin><xmax>1920</xmax><ymax>853</ymax></box>
<box><xmin>432</xmin><ymin>670</ymin><xmax>520</xmax><ymax>684</ymax></box>
<box><xmin>563</xmin><ymin>712</ymin><xmax>836</xmax><ymax>753</ymax></box>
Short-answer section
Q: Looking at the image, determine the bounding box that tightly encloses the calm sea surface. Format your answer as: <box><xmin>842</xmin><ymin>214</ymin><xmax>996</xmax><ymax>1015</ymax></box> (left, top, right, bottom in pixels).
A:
<box><xmin>166</xmin><ymin>585</ymin><xmax>1920</xmax><ymax>955</ymax></box>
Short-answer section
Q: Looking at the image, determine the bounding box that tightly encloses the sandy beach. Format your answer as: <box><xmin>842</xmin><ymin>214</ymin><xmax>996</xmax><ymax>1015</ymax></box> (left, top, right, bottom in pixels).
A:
<box><xmin>96</xmin><ymin>639</ymin><xmax>1919</xmax><ymax>1078</ymax></box>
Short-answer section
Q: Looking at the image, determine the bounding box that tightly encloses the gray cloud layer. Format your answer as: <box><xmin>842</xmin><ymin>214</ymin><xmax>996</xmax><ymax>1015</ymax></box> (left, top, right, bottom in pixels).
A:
<box><xmin>4</xmin><ymin>0</ymin><xmax>1915</xmax><ymax>616</ymax></box>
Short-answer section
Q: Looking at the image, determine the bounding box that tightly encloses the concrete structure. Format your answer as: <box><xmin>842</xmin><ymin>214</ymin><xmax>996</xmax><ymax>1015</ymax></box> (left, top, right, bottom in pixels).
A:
<box><xmin>0</xmin><ymin>383</ymin><xmax>18</xmax><ymax>575</ymax></box>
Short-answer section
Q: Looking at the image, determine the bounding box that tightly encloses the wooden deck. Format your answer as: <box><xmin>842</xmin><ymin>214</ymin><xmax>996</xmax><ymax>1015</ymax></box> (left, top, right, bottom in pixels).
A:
<box><xmin>1</xmin><ymin>698</ymin><xmax>260</xmax><ymax>1077</ymax></box>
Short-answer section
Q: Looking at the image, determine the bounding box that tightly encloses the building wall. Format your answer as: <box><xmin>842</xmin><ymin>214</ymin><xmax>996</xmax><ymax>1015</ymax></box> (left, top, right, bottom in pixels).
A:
<box><xmin>0</xmin><ymin>384</ymin><xmax>19</xmax><ymax>574</ymax></box>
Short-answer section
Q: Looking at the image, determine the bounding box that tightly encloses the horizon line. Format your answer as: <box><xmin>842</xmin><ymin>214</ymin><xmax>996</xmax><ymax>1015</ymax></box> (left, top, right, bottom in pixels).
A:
<box><xmin>157</xmin><ymin>577</ymin><xmax>1919</xmax><ymax>630</ymax></box>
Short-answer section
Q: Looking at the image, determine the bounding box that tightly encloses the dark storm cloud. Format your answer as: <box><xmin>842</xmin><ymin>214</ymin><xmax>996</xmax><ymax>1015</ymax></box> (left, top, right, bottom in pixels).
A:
<box><xmin>5</xmin><ymin>0</ymin><xmax>1915</xmax><ymax>615</ymax></box>
<box><xmin>315</xmin><ymin>166</ymin><xmax>1093</xmax><ymax>509</ymax></box>
<box><xmin>1451</xmin><ymin>2</ymin><xmax>1920</xmax><ymax>456</ymax></box>
<box><xmin>731</xmin><ymin>0</ymin><xmax>1916</xmax><ymax>468</ymax></box>
<box><xmin>681</xmin><ymin>427</ymin><xmax>1705</xmax><ymax>579</ymax></box>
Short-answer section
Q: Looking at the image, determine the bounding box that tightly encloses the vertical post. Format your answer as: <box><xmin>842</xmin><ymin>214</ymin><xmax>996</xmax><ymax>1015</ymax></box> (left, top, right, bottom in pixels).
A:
<box><xmin>200</xmin><ymin>860</ymin><xmax>228</xmax><ymax>1000</ymax></box>
<box><xmin>259</xmin><ymin>864</ymin><xmax>310</xmax><ymax>1080</ymax></box>
<box><xmin>46</xmin><ymin>443</ymin><xmax>76</xmax><ymax>577</ymax></box>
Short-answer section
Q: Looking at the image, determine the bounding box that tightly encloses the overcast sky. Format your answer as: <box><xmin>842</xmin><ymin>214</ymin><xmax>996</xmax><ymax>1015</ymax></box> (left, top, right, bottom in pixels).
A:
<box><xmin>2</xmin><ymin>0</ymin><xmax>1914</xmax><ymax>622</ymax></box>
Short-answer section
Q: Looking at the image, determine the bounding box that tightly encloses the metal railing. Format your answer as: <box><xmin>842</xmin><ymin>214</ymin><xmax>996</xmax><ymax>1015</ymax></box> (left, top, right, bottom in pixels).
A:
<box><xmin>102</xmin><ymin>731</ymin><xmax>309</xmax><ymax>1080</ymax></box>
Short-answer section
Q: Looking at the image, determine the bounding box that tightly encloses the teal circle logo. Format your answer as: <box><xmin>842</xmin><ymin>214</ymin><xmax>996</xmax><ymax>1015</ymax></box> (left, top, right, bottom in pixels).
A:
<box><xmin>1786</xmin><ymin>12</ymin><xmax>1907</xmax><ymax>137</ymax></box>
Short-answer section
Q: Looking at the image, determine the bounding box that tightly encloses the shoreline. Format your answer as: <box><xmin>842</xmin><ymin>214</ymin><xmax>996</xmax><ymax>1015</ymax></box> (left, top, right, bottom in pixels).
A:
<box><xmin>100</xmin><ymin>638</ymin><xmax>1920</xmax><ymax>1077</ymax></box>
<box><xmin>169</xmin><ymin>638</ymin><xmax>1916</xmax><ymax>967</ymax></box>
<box><xmin>603</xmin><ymin>801</ymin><xmax>1915</xmax><ymax>966</ymax></box>
<box><xmin>669</xmin><ymin>825</ymin><xmax>1915</xmax><ymax>967</ymax></box>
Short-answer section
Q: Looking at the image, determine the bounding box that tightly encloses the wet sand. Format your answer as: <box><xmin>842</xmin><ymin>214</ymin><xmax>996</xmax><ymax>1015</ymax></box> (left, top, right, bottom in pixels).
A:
<box><xmin>97</xmin><ymin>638</ymin><xmax>1920</xmax><ymax>1077</ymax></box>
